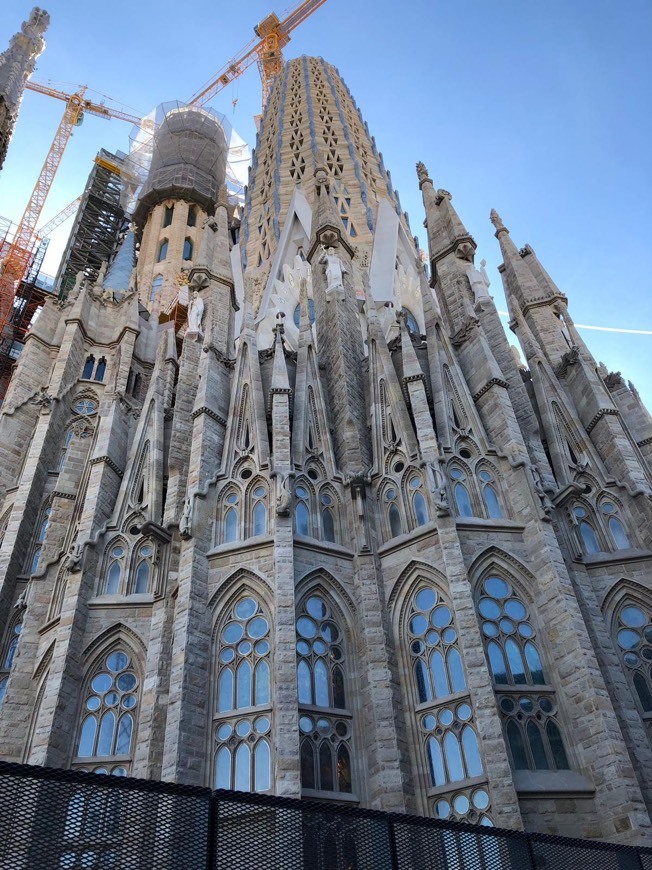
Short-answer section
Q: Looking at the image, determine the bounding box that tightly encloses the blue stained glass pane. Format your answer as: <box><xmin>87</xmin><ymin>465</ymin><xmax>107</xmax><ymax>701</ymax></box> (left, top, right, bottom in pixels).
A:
<box><xmin>97</xmin><ymin>711</ymin><xmax>116</xmax><ymax>756</ymax></box>
<box><xmin>319</xmin><ymin>742</ymin><xmax>334</xmax><ymax>791</ymax></box>
<box><xmin>134</xmin><ymin>561</ymin><xmax>150</xmax><ymax>594</ymax></box>
<box><xmin>314</xmin><ymin>658</ymin><xmax>329</xmax><ymax>707</ymax></box>
<box><xmin>430</xmin><ymin>650</ymin><xmax>450</xmax><ymax>698</ymax></box>
<box><xmin>218</xmin><ymin>668</ymin><xmax>233</xmax><ymax>712</ymax></box>
<box><xmin>254</xmin><ymin>740</ymin><xmax>271</xmax><ymax>791</ymax></box>
<box><xmin>332</xmin><ymin>665</ymin><xmax>345</xmax><ymax>709</ymax></box>
<box><xmin>225</xmin><ymin>508</ymin><xmax>238</xmax><ymax>543</ymax></box>
<box><xmin>389</xmin><ymin>504</ymin><xmax>402</xmax><ymax>537</ymax></box>
<box><xmin>609</xmin><ymin>517</ymin><xmax>630</xmax><ymax>550</ymax></box>
<box><xmin>215</xmin><ymin>745</ymin><xmax>231</xmax><ymax>789</ymax></box>
<box><xmin>524</xmin><ymin>641</ymin><xmax>545</xmax><ymax>684</ymax></box>
<box><xmin>301</xmin><ymin>740</ymin><xmax>315</xmax><ymax>789</ymax></box>
<box><xmin>443</xmin><ymin>731</ymin><xmax>464</xmax><ymax>781</ymax></box>
<box><xmin>30</xmin><ymin>548</ymin><xmax>41</xmax><ymax>574</ymax></box>
<box><xmin>5</xmin><ymin>638</ymin><xmax>18</xmax><ymax>670</ymax></box>
<box><xmin>78</xmin><ymin>716</ymin><xmax>97</xmax><ymax>757</ymax></box>
<box><xmin>236</xmin><ymin>661</ymin><xmax>252</xmax><ymax>709</ymax></box>
<box><xmin>427</xmin><ymin>736</ymin><xmax>445</xmax><ymax>786</ymax></box>
<box><xmin>633</xmin><ymin>673</ymin><xmax>652</xmax><ymax>712</ymax></box>
<box><xmin>506</xmin><ymin>720</ymin><xmax>528</xmax><ymax>769</ymax></box>
<box><xmin>447</xmin><ymin>648</ymin><xmax>466</xmax><ymax>693</ymax></box>
<box><xmin>414</xmin><ymin>492</ymin><xmax>429</xmax><ymax>526</ymax></box>
<box><xmin>487</xmin><ymin>641</ymin><xmax>508</xmax><ymax>684</ymax></box>
<box><xmin>322</xmin><ymin>509</ymin><xmax>335</xmax><ymax>542</ymax></box>
<box><xmin>461</xmin><ymin>725</ymin><xmax>483</xmax><ymax>777</ymax></box>
<box><xmin>115</xmin><ymin>714</ymin><xmax>132</xmax><ymax>755</ymax></box>
<box><xmin>254</xmin><ymin>660</ymin><xmax>270</xmax><ymax>706</ymax></box>
<box><xmin>234</xmin><ymin>743</ymin><xmax>251</xmax><ymax>792</ymax></box>
<box><xmin>415</xmin><ymin>659</ymin><xmax>431</xmax><ymax>703</ymax></box>
<box><xmin>579</xmin><ymin>521</ymin><xmax>600</xmax><ymax>553</ymax></box>
<box><xmin>482</xmin><ymin>485</ymin><xmax>502</xmax><ymax>519</ymax></box>
<box><xmin>105</xmin><ymin>561</ymin><xmax>121</xmax><ymax>595</ymax></box>
<box><xmin>527</xmin><ymin>721</ymin><xmax>550</xmax><ymax>769</ymax></box>
<box><xmin>295</xmin><ymin>502</ymin><xmax>309</xmax><ymax>536</ymax></box>
<box><xmin>297</xmin><ymin>659</ymin><xmax>312</xmax><ymax>704</ymax></box>
<box><xmin>546</xmin><ymin>721</ymin><xmax>570</xmax><ymax>770</ymax></box>
<box><xmin>253</xmin><ymin>501</ymin><xmax>266</xmax><ymax>536</ymax></box>
<box><xmin>506</xmin><ymin>638</ymin><xmax>527</xmax><ymax>684</ymax></box>
<box><xmin>454</xmin><ymin>483</ymin><xmax>473</xmax><ymax>517</ymax></box>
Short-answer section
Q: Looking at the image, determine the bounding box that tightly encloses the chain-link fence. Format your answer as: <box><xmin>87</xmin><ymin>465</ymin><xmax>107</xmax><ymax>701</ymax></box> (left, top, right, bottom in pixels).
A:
<box><xmin>0</xmin><ymin>760</ymin><xmax>650</xmax><ymax>869</ymax></box>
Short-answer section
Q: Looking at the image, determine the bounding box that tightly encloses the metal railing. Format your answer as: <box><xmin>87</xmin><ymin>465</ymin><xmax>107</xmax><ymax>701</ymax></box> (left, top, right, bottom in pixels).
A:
<box><xmin>0</xmin><ymin>760</ymin><xmax>650</xmax><ymax>869</ymax></box>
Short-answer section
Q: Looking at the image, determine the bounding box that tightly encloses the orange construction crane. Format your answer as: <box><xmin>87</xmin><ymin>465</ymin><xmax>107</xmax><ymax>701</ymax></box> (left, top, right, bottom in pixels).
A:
<box><xmin>189</xmin><ymin>0</ymin><xmax>327</xmax><ymax>110</ymax></box>
<box><xmin>0</xmin><ymin>84</ymin><xmax>141</xmax><ymax>350</ymax></box>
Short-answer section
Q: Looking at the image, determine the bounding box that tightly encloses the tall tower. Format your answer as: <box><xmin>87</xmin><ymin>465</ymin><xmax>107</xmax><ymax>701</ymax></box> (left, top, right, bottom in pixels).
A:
<box><xmin>0</xmin><ymin>50</ymin><xmax>652</xmax><ymax>859</ymax></box>
<box><xmin>0</xmin><ymin>7</ymin><xmax>49</xmax><ymax>172</ymax></box>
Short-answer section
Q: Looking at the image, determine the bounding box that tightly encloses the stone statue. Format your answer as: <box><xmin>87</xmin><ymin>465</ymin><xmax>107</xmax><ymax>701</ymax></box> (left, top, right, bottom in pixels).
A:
<box><xmin>529</xmin><ymin>462</ymin><xmax>553</xmax><ymax>516</ymax></box>
<box><xmin>179</xmin><ymin>496</ymin><xmax>193</xmax><ymax>538</ymax></box>
<box><xmin>318</xmin><ymin>246</ymin><xmax>347</xmax><ymax>291</ymax></box>
<box><xmin>426</xmin><ymin>458</ymin><xmax>450</xmax><ymax>516</ymax></box>
<box><xmin>187</xmin><ymin>291</ymin><xmax>205</xmax><ymax>337</ymax></box>
<box><xmin>276</xmin><ymin>473</ymin><xmax>292</xmax><ymax>516</ymax></box>
<box><xmin>465</xmin><ymin>259</ymin><xmax>491</xmax><ymax>304</ymax></box>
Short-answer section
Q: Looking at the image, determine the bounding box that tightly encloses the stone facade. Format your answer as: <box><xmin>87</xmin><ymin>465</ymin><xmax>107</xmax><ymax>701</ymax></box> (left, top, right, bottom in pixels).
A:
<box><xmin>1</xmin><ymin>54</ymin><xmax>652</xmax><ymax>847</ymax></box>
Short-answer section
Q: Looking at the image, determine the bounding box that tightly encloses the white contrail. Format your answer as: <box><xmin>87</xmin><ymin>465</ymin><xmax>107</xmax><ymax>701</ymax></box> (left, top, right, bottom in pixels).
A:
<box><xmin>496</xmin><ymin>311</ymin><xmax>652</xmax><ymax>336</ymax></box>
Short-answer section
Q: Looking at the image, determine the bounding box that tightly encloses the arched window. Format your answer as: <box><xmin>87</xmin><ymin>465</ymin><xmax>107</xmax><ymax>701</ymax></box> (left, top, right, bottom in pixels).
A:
<box><xmin>403</xmin><ymin>308</ymin><xmax>419</xmax><ymax>334</ymax></box>
<box><xmin>150</xmin><ymin>275</ymin><xmax>163</xmax><ymax>302</ymax></box>
<box><xmin>74</xmin><ymin>649</ymin><xmax>139</xmax><ymax>775</ymax></box>
<box><xmin>28</xmin><ymin>506</ymin><xmax>51</xmax><ymax>574</ymax></box>
<box><xmin>573</xmin><ymin>506</ymin><xmax>600</xmax><ymax>554</ymax></box>
<box><xmin>478</xmin><ymin>470</ymin><xmax>502</xmax><ymax>519</ymax></box>
<box><xmin>408</xmin><ymin>476</ymin><xmax>429</xmax><ymax>527</ymax></box>
<box><xmin>132</xmin><ymin>543</ymin><xmax>153</xmax><ymax>594</ymax></box>
<box><xmin>82</xmin><ymin>355</ymin><xmax>95</xmax><ymax>379</ymax></box>
<box><xmin>384</xmin><ymin>487</ymin><xmax>403</xmax><ymax>538</ymax></box>
<box><xmin>297</xmin><ymin>593</ymin><xmax>353</xmax><ymax>794</ymax></box>
<box><xmin>58</xmin><ymin>430</ymin><xmax>74</xmax><ymax>472</ymax></box>
<box><xmin>476</xmin><ymin>575</ymin><xmax>570</xmax><ymax>772</ymax></box>
<box><xmin>187</xmin><ymin>205</ymin><xmax>197</xmax><ymax>227</ymax></box>
<box><xmin>0</xmin><ymin>621</ymin><xmax>22</xmax><ymax>702</ymax></box>
<box><xmin>157</xmin><ymin>239</ymin><xmax>168</xmax><ymax>262</ymax></box>
<box><xmin>94</xmin><ymin>357</ymin><xmax>106</xmax><ymax>382</ymax></box>
<box><xmin>601</xmin><ymin>502</ymin><xmax>630</xmax><ymax>550</ymax></box>
<box><xmin>614</xmin><ymin>601</ymin><xmax>652</xmax><ymax>725</ymax></box>
<box><xmin>104</xmin><ymin>544</ymin><xmax>126</xmax><ymax>595</ymax></box>
<box><xmin>450</xmin><ymin>468</ymin><xmax>474</xmax><ymax>518</ymax></box>
<box><xmin>293</xmin><ymin>298</ymin><xmax>315</xmax><ymax>329</ymax></box>
<box><xmin>162</xmin><ymin>205</ymin><xmax>174</xmax><ymax>228</ymax></box>
<box><xmin>295</xmin><ymin>485</ymin><xmax>311</xmax><ymax>537</ymax></box>
<box><xmin>222</xmin><ymin>492</ymin><xmax>240</xmax><ymax>544</ymax></box>
<box><xmin>250</xmin><ymin>485</ymin><xmax>267</xmax><ymax>537</ymax></box>
<box><xmin>320</xmin><ymin>492</ymin><xmax>336</xmax><ymax>543</ymax></box>
<box><xmin>183</xmin><ymin>238</ymin><xmax>193</xmax><ymax>261</ymax></box>
<box><xmin>214</xmin><ymin>594</ymin><xmax>272</xmax><ymax>792</ymax></box>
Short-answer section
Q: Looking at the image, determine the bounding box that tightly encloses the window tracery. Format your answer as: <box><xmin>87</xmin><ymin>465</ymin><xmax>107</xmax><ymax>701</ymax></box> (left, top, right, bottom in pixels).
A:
<box><xmin>0</xmin><ymin>619</ymin><xmax>22</xmax><ymax>704</ymax></box>
<box><xmin>614</xmin><ymin>600</ymin><xmax>652</xmax><ymax>730</ymax></box>
<box><xmin>74</xmin><ymin>649</ymin><xmax>139</xmax><ymax>774</ymax></box>
<box><xmin>476</xmin><ymin>574</ymin><xmax>570</xmax><ymax>772</ymax></box>
<box><xmin>27</xmin><ymin>504</ymin><xmax>51</xmax><ymax>574</ymax></box>
<box><xmin>572</xmin><ymin>497</ymin><xmax>632</xmax><ymax>555</ymax></box>
<box><xmin>214</xmin><ymin>595</ymin><xmax>272</xmax><ymax>792</ymax></box>
<box><xmin>296</xmin><ymin>593</ymin><xmax>353</xmax><ymax>795</ymax></box>
<box><xmin>248</xmin><ymin>482</ymin><xmax>268</xmax><ymax>538</ymax></box>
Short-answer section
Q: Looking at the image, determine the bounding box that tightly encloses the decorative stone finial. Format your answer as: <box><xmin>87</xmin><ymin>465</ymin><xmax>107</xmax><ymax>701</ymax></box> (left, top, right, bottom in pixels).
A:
<box><xmin>314</xmin><ymin>149</ymin><xmax>329</xmax><ymax>192</ymax></box>
<box><xmin>490</xmin><ymin>209</ymin><xmax>507</xmax><ymax>232</ymax></box>
<box><xmin>416</xmin><ymin>161</ymin><xmax>432</xmax><ymax>190</ymax></box>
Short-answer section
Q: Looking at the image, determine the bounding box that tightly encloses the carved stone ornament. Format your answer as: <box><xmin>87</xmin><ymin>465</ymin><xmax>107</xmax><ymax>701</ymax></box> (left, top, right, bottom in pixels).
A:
<box><xmin>416</xmin><ymin>161</ymin><xmax>432</xmax><ymax>189</ymax></box>
<box><xmin>30</xmin><ymin>387</ymin><xmax>54</xmax><ymax>413</ymax></box>
<box><xmin>557</xmin><ymin>346</ymin><xmax>580</xmax><ymax>378</ymax></box>
<box><xmin>276</xmin><ymin>473</ymin><xmax>293</xmax><ymax>516</ymax></box>
<box><xmin>454</xmin><ymin>241</ymin><xmax>475</xmax><ymax>263</ymax></box>
<box><xmin>490</xmin><ymin>209</ymin><xmax>506</xmax><ymax>231</ymax></box>
<box><xmin>179</xmin><ymin>496</ymin><xmax>193</xmax><ymax>538</ymax></box>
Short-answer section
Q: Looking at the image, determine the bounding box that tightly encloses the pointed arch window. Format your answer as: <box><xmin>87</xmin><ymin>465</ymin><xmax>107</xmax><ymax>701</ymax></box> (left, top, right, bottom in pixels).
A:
<box><xmin>573</xmin><ymin>506</ymin><xmax>600</xmax><ymax>554</ymax></box>
<box><xmin>187</xmin><ymin>205</ymin><xmax>197</xmax><ymax>227</ymax></box>
<box><xmin>162</xmin><ymin>205</ymin><xmax>174</xmax><ymax>228</ymax></box>
<box><xmin>406</xmin><ymin>585</ymin><xmax>490</xmax><ymax>820</ymax></box>
<box><xmin>28</xmin><ymin>505</ymin><xmax>51</xmax><ymax>574</ymax></box>
<box><xmin>150</xmin><ymin>274</ymin><xmax>163</xmax><ymax>302</ymax></box>
<box><xmin>214</xmin><ymin>595</ymin><xmax>272</xmax><ymax>792</ymax></box>
<box><xmin>450</xmin><ymin>468</ymin><xmax>473</xmax><ymax>518</ymax></box>
<box><xmin>384</xmin><ymin>487</ymin><xmax>403</xmax><ymax>539</ymax></box>
<box><xmin>222</xmin><ymin>492</ymin><xmax>240</xmax><ymax>544</ymax></box>
<box><xmin>82</xmin><ymin>355</ymin><xmax>95</xmax><ymax>380</ymax></box>
<box><xmin>601</xmin><ymin>502</ymin><xmax>630</xmax><ymax>550</ymax></box>
<box><xmin>104</xmin><ymin>545</ymin><xmax>126</xmax><ymax>595</ymax></box>
<box><xmin>94</xmin><ymin>357</ymin><xmax>107</xmax><ymax>382</ymax></box>
<box><xmin>183</xmin><ymin>238</ymin><xmax>193</xmax><ymax>261</ymax></box>
<box><xmin>476</xmin><ymin>575</ymin><xmax>570</xmax><ymax>772</ymax></box>
<box><xmin>614</xmin><ymin>601</ymin><xmax>652</xmax><ymax>728</ymax></box>
<box><xmin>59</xmin><ymin>430</ymin><xmax>74</xmax><ymax>472</ymax></box>
<box><xmin>295</xmin><ymin>485</ymin><xmax>311</xmax><ymax>537</ymax></box>
<box><xmin>320</xmin><ymin>492</ymin><xmax>337</xmax><ymax>543</ymax></box>
<box><xmin>297</xmin><ymin>594</ymin><xmax>354</xmax><ymax>794</ymax></box>
<box><xmin>157</xmin><ymin>239</ymin><xmax>169</xmax><ymax>262</ymax></box>
<box><xmin>408</xmin><ymin>476</ymin><xmax>429</xmax><ymax>527</ymax></box>
<box><xmin>250</xmin><ymin>486</ymin><xmax>267</xmax><ymax>537</ymax></box>
<box><xmin>478</xmin><ymin>470</ymin><xmax>503</xmax><ymax>519</ymax></box>
<box><xmin>132</xmin><ymin>543</ymin><xmax>153</xmax><ymax>594</ymax></box>
<box><xmin>0</xmin><ymin>620</ymin><xmax>22</xmax><ymax>703</ymax></box>
<box><xmin>74</xmin><ymin>649</ymin><xmax>139</xmax><ymax>774</ymax></box>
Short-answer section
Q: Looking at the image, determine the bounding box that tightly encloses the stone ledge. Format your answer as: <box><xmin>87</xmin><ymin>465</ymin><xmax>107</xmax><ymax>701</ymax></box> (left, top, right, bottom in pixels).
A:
<box><xmin>579</xmin><ymin>548</ymin><xmax>652</xmax><ymax>568</ymax></box>
<box><xmin>455</xmin><ymin>517</ymin><xmax>526</xmax><ymax>534</ymax></box>
<box><xmin>513</xmin><ymin>769</ymin><xmax>595</xmax><ymax>798</ymax></box>
<box><xmin>207</xmin><ymin>534</ymin><xmax>274</xmax><ymax>559</ymax></box>
<box><xmin>377</xmin><ymin>520</ymin><xmax>439</xmax><ymax>557</ymax></box>
<box><xmin>293</xmin><ymin>535</ymin><xmax>354</xmax><ymax>559</ymax></box>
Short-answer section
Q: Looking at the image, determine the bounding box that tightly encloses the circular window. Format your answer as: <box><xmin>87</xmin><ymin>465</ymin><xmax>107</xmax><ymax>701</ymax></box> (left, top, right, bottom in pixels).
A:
<box><xmin>479</xmin><ymin>471</ymin><xmax>492</xmax><ymax>482</ymax></box>
<box><xmin>299</xmin><ymin>716</ymin><xmax>313</xmax><ymax>733</ymax></box>
<box><xmin>255</xmin><ymin>716</ymin><xmax>271</xmax><ymax>734</ymax></box>
<box><xmin>618</xmin><ymin>629</ymin><xmax>640</xmax><ymax>650</ymax></box>
<box><xmin>393</xmin><ymin>461</ymin><xmax>405</xmax><ymax>473</ymax></box>
<box><xmin>450</xmin><ymin>468</ymin><xmax>464</xmax><ymax>480</ymax></box>
<box><xmin>453</xmin><ymin>794</ymin><xmax>470</xmax><ymax>814</ymax></box>
<box><xmin>385</xmin><ymin>488</ymin><xmax>396</xmax><ymax>500</ymax></box>
<box><xmin>91</xmin><ymin>674</ymin><xmax>112</xmax><ymax>694</ymax></box>
<box><xmin>478</xmin><ymin>598</ymin><xmax>501</xmax><ymax>620</ymax></box>
<box><xmin>472</xmin><ymin>789</ymin><xmax>490</xmax><ymax>810</ymax></box>
<box><xmin>107</xmin><ymin>651</ymin><xmax>129</xmax><ymax>672</ymax></box>
<box><xmin>116</xmin><ymin>673</ymin><xmax>137</xmax><ymax>692</ymax></box>
<box><xmin>435</xmin><ymin>799</ymin><xmax>451</xmax><ymax>819</ymax></box>
<box><xmin>241</xmin><ymin>469</ymin><xmax>253</xmax><ymax>480</ymax></box>
<box><xmin>321</xmin><ymin>621</ymin><xmax>340</xmax><ymax>642</ymax></box>
<box><xmin>235</xmin><ymin>598</ymin><xmax>257</xmax><ymax>620</ymax></box>
<box><xmin>226</xmin><ymin>493</ymin><xmax>239</xmax><ymax>505</ymax></box>
<box><xmin>459</xmin><ymin>448</ymin><xmax>472</xmax><ymax>459</ymax></box>
<box><xmin>247</xmin><ymin>616</ymin><xmax>268</xmax><ymax>639</ymax></box>
<box><xmin>235</xmin><ymin>720</ymin><xmax>251</xmax><ymax>737</ymax></box>
<box><xmin>253</xmin><ymin>487</ymin><xmax>266</xmax><ymax>499</ymax></box>
<box><xmin>431</xmin><ymin>605</ymin><xmax>451</xmax><ymax>628</ymax></box>
<box><xmin>296</xmin><ymin>486</ymin><xmax>309</xmax><ymax>499</ymax></box>
<box><xmin>415</xmin><ymin>588</ymin><xmax>437</xmax><ymax>611</ymax></box>
<box><xmin>409</xmin><ymin>615</ymin><xmax>428</xmax><ymax>636</ymax></box>
<box><xmin>307</xmin><ymin>468</ymin><xmax>319</xmax><ymax>480</ymax></box>
<box><xmin>73</xmin><ymin>399</ymin><xmax>98</xmax><ymax>416</ymax></box>
<box><xmin>223</xmin><ymin>622</ymin><xmax>244</xmax><ymax>644</ymax></box>
<box><xmin>217</xmin><ymin>723</ymin><xmax>232</xmax><ymax>740</ymax></box>
<box><xmin>439</xmin><ymin>708</ymin><xmax>454</xmax><ymax>726</ymax></box>
<box><xmin>484</xmin><ymin>577</ymin><xmax>510</xmax><ymax>599</ymax></box>
<box><xmin>297</xmin><ymin>617</ymin><xmax>317</xmax><ymax>638</ymax></box>
<box><xmin>601</xmin><ymin>502</ymin><xmax>615</xmax><ymax>514</ymax></box>
<box><xmin>621</xmin><ymin>606</ymin><xmax>646</xmax><ymax>628</ymax></box>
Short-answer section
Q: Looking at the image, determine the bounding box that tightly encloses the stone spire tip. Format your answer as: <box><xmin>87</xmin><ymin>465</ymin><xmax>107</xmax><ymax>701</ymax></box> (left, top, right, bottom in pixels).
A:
<box><xmin>490</xmin><ymin>209</ymin><xmax>507</xmax><ymax>232</ymax></box>
<box><xmin>416</xmin><ymin>161</ymin><xmax>432</xmax><ymax>189</ymax></box>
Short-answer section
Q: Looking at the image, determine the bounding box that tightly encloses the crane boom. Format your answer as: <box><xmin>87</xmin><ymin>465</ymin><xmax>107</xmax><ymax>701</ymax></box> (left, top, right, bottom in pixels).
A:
<box><xmin>188</xmin><ymin>0</ymin><xmax>328</xmax><ymax>109</ymax></box>
<box><xmin>25</xmin><ymin>81</ymin><xmax>143</xmax><ymax>125</ymax></box>
<box><xmin>36</xmin><ymin>196</ymin><xmax>82</xmax><ymax>238</ymax></box>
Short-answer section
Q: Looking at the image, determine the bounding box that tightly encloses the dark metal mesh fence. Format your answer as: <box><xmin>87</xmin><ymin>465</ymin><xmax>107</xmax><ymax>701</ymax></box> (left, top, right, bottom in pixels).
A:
<box><xmin>0</xmin><ymin>760</ymin><xmax>651</xmax><ymax>869</ymax></box>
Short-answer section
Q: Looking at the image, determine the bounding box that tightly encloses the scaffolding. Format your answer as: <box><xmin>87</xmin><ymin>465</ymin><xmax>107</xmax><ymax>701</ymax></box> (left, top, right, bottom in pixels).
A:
<box><xmin>55</xmin><ymin>148</ymin><xmax>128</xmax><ymax>299</ymax></box>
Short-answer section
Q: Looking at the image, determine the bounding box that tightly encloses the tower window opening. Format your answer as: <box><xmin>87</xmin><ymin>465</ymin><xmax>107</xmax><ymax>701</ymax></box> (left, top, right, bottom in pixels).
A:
<box><xmin>163</xmin><ymin>206</ymin><xmax>174</xmax><ymax>228</ymax></box>
<box><xmin>187</xmin><ymin>205</ymin><xmax>197</xmax><ymax>227</ymax></box>
<box><xmin>157</xmin><ymin>240</ymin><xmax>169</xmax><ymax>262</ymax></box>
<box><xmin>183</xmin><ymin>238</ymin><xmax>193</xmax><ymax>261</ymax></box>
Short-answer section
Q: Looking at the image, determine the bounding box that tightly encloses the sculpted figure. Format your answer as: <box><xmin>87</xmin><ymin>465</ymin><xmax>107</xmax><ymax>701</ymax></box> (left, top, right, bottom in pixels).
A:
<box><xmin>318</xmin><ymin>246</ymin><xmax>347</xmax><ymax>291</ymax></box>
<box><xmin>276</xmin><ymin>474</ymin><xmax>292</xmax><ymax>516</ymax></box>
<box><xmin>465</xmin><ymin>259</ymin><xmax>491</xmax><ymax>303</ymax></box>
<box><xmin>179</xmin><ymin>496</ymin><xmax>193</xmax><ymax>538</ymax></box>
<box><xmin>187</xmin><ymin>291</ymin><xmax>205</xmax><ymax>335</ymax></box>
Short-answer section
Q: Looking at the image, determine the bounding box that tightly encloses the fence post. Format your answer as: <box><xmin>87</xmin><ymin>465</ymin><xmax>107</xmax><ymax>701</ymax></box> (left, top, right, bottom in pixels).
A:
<box><xmin>387</xmin><ymin>816</ymin><xmax>400</xmax><ymax>870</ymax></box>
<box><xmin>207</xmin><ymin>791</ymin><xmax>217</xmax><ymax>870</ymax></box>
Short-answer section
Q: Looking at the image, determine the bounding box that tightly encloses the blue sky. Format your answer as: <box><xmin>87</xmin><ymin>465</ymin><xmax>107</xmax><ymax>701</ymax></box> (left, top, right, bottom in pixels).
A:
<box><xmin>0</xmin><ymin>0</ymin><xmax>650</xmax><ymax>408</ymax></box>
